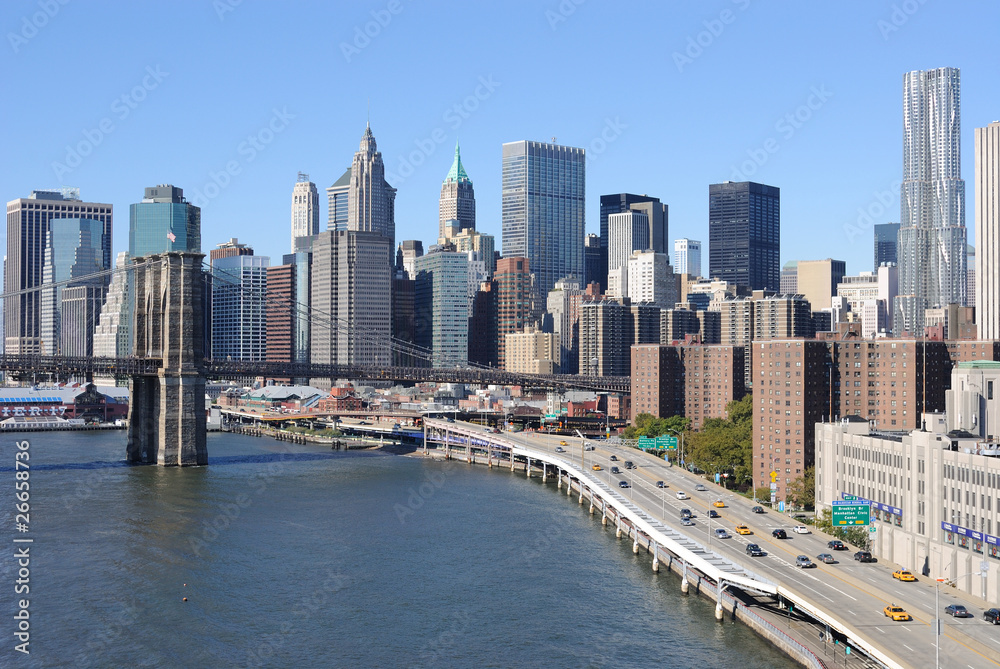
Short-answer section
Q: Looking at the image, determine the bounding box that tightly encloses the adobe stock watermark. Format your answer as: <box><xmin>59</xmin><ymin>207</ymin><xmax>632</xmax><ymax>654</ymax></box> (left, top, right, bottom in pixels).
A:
<box><xmin>877</xmin><ymin>0</ymin><xmax>930</xmax><ymax>40</ymax></box>
<box><xmin>51</xmin><ymin>66</ymin><xmax>169</xmax><ymax>181</ymax></box>
<box><xmin>7</xmin><ymin>0</ymin><xmax>70</xmax><ymax>54</ymax></box>
<box><xmin>213</xmin><ymin>0</ymin><xmax>242</xmax><ymax>21</ymax></box>
<box><xmin>546</xmin><ymin>0</ymin><xmax>586</xmax><ymax>31</ymax></box>
<box><xmin>728</xmin><ymin>85</ymin><xmax>833</xmax><ymax>182</ymax></box>
<box><xmin>842</xmin><ymin>181</ymin><xmax>902</xmax><ymax>244</ymax></box>
<box><xmin>672</xmin><ymin>0</ymin><xmax>751</xmax><ymax>73</ymax></box>
<box><xmin>340</xmin><ymin>0</ymin><xmax>403</xmax><ymax>63</ymax></box>
<box><xmin>385</xmin><ymin>75</ymin><xmax>500</xmax><ymax>185</ymax></box>
<box><xmin>188</xmin><ymin>107</ymin><xmax>294</xmax><ymax>208</ymax></box>
<box><xmin>585</xmin><ymin>117</ymin><xmax>627</xmax><ymax>164</ymax></box>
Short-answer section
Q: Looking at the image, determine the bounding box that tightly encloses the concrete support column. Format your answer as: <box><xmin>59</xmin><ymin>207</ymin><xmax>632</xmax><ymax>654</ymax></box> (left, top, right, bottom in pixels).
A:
<box><xmin>681</xmin><ymin>562</ymin><xmax>689</xmax><ymax>594</ymax></box>
<box><xmin>652</xmin><ymin>543</ymin><xmax>659</xmax><ymax>572</ymax></box>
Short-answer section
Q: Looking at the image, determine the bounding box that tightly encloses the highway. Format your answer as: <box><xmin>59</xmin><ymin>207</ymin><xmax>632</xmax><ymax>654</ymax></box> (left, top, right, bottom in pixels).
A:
<box><xmin>490</xmin><ymin>427</ymin><xmax>1000</xmax><ymax>669</ymax></box>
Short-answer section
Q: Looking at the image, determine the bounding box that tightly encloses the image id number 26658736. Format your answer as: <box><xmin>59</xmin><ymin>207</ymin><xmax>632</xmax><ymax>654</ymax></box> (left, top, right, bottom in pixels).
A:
<box><xmin>13</xmin><ymin>439</ymin><xmax>31</xmax><ymax>655</ymax></box>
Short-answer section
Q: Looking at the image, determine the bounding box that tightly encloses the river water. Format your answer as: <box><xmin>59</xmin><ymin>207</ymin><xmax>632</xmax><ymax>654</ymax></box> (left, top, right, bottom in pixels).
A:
<box><xmin>0</xmin><ymin>431</ymin><xmax>797</xmax><ymax>668</ymax></box>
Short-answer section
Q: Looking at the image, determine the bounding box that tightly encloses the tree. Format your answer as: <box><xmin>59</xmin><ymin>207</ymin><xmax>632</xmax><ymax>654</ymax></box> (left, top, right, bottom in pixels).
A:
<box><xmin>785</xmin><ymin>466</ymin><xmax>815</xmax><ymax>510</ymax></box>
<box><xmin>684</xmin><ymin>395</ymin><xmax>753</xmax><ymax>489</ymax></box>
<box><xmin>623</xmin><ymin>413</ymin><xmax>690</xmax><ymax>439</ymax></box>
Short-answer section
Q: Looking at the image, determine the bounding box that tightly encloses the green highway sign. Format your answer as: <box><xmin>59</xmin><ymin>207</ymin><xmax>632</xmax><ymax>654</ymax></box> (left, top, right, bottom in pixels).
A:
<box><xmin>831</xmin><ymin>502</ymin><xmax>870</xmax><ymax>526</ymax></box>
<box><xmin>637</xmin><ymin>436</ymin><xmax>655</xmax><ymax>450</ymax></box>
<box><xmin>655</xmin><ymin>435</ymin><xmax>678</xmax><ymax>449</ymax></box>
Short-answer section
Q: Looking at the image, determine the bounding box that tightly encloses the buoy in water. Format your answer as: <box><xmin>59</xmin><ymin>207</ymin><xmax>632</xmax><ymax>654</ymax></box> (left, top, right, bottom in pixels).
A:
<box><xmin>183</xmin><ymin>597</ymin><xmax>188</xmax><ymax>602</ymax></box>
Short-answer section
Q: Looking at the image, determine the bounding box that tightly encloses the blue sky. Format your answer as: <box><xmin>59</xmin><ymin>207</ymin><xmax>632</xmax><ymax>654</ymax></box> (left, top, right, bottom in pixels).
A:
<box><xmin>4</xmin><ymin>0</ymin><xmax>999</xmax><ymax>275</ymax></box>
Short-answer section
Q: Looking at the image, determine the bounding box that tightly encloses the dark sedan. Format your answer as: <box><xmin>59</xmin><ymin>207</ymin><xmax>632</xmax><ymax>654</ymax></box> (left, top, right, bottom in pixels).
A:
<box><xmin>944</xmin><ymin>604</ymin><xmax>972</xmax><ymax>618</ymax></box>
<box><xmin>771</xmin><ymin>529</ymin><xmax>787</xmax><ymax>539</ymax></box>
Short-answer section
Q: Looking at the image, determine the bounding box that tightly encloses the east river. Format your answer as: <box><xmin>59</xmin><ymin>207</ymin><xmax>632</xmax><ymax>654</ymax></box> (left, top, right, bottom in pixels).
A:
<box><xmin>0</xmin><ymin>431</ymin><xmax>797</xmax><ymax>668</ymax></box>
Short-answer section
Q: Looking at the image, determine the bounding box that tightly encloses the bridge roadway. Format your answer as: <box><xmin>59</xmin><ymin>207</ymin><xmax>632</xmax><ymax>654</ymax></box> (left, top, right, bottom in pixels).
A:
<box><xmin>425</xmin><ymin>419</ymin><xmax>1000</xmax><ymax>669</ymax></box>
<box><xmin>0</xmin><ymin>355</ymin><xmax>630</xmax><ymax>393</ymax></box>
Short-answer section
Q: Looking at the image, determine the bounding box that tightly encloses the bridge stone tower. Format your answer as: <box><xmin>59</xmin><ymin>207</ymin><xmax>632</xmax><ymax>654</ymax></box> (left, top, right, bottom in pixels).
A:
<box><xmin>127</xmin><ymin>252</ymin><xmax>207</xmax><ymax>465</ymax></box>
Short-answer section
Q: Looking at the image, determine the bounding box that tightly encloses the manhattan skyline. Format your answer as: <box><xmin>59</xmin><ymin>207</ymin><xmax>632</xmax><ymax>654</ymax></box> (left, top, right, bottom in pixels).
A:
<box><xmin>4</xmin><ymin>1</ymin><xmax>1000</xmax><ymax>277</ymax></box>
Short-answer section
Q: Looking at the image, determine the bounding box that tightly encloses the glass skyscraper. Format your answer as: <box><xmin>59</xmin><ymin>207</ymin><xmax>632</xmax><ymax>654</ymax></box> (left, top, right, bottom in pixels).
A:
<box><xmin>502</xmin><ymin>140</ymin><xmax>585</xmax><ymax>306</ymax></box>
<box><xmin>873</xmin><ymin>223</ymin><xmax>900</xmax><ymax>270</ymax></box>
<box><xmin>414</xmin><ymin>249</ymin><xmax>469</xmax><ymax>368</ymax></box>
<box><xmin>896</xmin><ymin>67</ymin><xmax>966</xmax><ymax>334</ymax></box>
<box><xmin>708</xmin><ymin>181</ymin><xmax>780</xmax><ymax>291</ymax></box>
<box><xmin>212</xmin><ymin>255</ymin><xmax>269</xmax><ymax>362</ymax></box>
<box><xmin>129</xmin><ymin>185</ymin><xmax>201</xmax><ymax>258</ymax></box>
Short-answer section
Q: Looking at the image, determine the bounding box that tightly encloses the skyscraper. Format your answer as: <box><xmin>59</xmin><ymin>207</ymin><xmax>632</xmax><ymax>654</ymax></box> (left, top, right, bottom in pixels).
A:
<box><xmin>708</xmin><ymin>181</ymin><xmax>780</xmax><ymax>291</ymax></box>
<box><xmin>584</xmin><ymin>234</ymin><xmax>602</xmax><ymax>288</ymax></box>
<box><xmin>210</xmin><ymin>238</ymin><xmax>253</xmax><ymax>265</ymax></box>
<box><xmin>607</xmin><ymin>210</ymin><xmax>650</xmax><ymax>298</ymax></box>
<box><xmin>495</xmin><ymin>257</ymin><xmax>533</xmax><ymax>369</ymax></box>
<box><xmin>414</xmin><ymin>248</ymin><xmax>469</xmax><ymax>368</ymax></box>
<box><xmin>439</xmin><ymin>142</ymin><xmax>476</xmax><ymax>239</ymax></box>
<box><xmin>348</xmin><ymin>124</ymin><xmax>396</xmax><ymax>242</ymax></box>
<box><xmin>896</xmin><ymin>67</ymin><xmax>966</xmax><ymax>334</ymax></box>
<box><xmin>326</xmin><ymin>167</ymin><xmax>351</xmax><ymax>232</ymax></box>
<box><xmin>674</xmin><ymin>239</ymin><xmax>702</xmax><ymax>277</ymax></box>
<box><xmin>873</xmin><ymin>223</ymin><xmax>900</xmax><ymax>270</ymax></box>
<box><xmin>5</xmin><ymin>189</ymin><xmax>112</xmax><ymax>354</ymax></box>
<box><xmin>599</xmin><ymin>193</ymin><xmax>668</xmax><ymax>290</ymax></box>
<box><xmin>129</xmin><ymin>185</ymin><xmax>200</xmax><ymax>258</ymax></box>
<box><xmin>93</xmin><ymin>252</ymin><xmax>133</xmax><ymax>359</ymax></box>
<box><xmin>291</xmin><ymin>172</ymin><xmax>319</xmax><ymax>252</ymax></box>
<box><xmin>796</xmin><ymin>258</ymin><xmax>846</xmax><ymax>313</ymax></box>
<box><xmin>212</xmin><ymin>254</ymin><xmax>269</xmax><ymax>362</ymax></box>
<box><xmin>502</xmin><ymin>140</ymin><xmax>585</xmax><ymax>303</ymax></box>
<box><xmin>976</xmin><ymin>121</ymin><xmax>1000</xmax><ymax>339</ymax></box>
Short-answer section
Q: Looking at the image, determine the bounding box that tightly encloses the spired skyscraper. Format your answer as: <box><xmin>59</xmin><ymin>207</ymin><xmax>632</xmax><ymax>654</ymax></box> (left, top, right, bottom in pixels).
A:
<box><xmin>502</xmin><ymin>140</ymin><xmax>585</xmax><ymax>307</ymax></box>
<box><xmin>348</xmin><ymin>123</ymin><xmax>396</xmax><ymax>241</ymax></box>
<box><xmin>896</xmin><ymin>67</ymin><xmax>966</xmax><ymax>334</ymax></box>
<box><xmin>439</xmin><ymin>142</ymin><xmax>476</xmax><ymax>239</ymax></box>
<box><xmin>290</xmin><ymin>172</ymin><xmax>319</xmax><ymax>252</ymax></box>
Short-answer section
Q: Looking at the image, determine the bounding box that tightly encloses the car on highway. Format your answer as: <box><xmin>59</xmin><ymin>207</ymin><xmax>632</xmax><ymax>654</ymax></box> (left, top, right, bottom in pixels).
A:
<box><xmin>944</xmin><ymin>604</ymin><xmax>972</xmax><ymax>618</ymax></box>
<box><xmin>707</xmin><ymin>509</ymin><xmax>720</xmax><ymax>518</ymax></box>
<box><xmin>609</xmin><ymin>455</ymin><xmax>618</xmax><ymax>461</ymax></box>
<box><xmin>746</xmin><ymin>543</ymin><xmax>764</xmax><ymax>557</ymax></box>
<box><xmin>358</xmin><ymin>421</ymin><xmax>370</xmax><ymax>425</ymax></box>
<box><xmin>624</xmin><ymin>461</ymin><xmax>634</xmax><ymax>469</ymax></box>
<box><xmin>892</xmin><ymin>570</ymin><xmax>916</xmax><ymax>582</ymax></box>
<box><xmin>676</xmin><ymin>491</ymin><xmax>688</xmax><ymax>500</ymax></box>
<box><xmin>751</xmin><ymin>506</ymin><xmax>765</xmax><ymax>514</ymax></box>
<box><xmin>611</xmin><ymin>466</ymin><xmax>621</xmax><ymax>474</ymax></box>
<box><xmin>681</xmin><ymin>518</ymin><xmax>694</xmax><ymax>526</ymax></box>
<box><xmin>695</xmin><ymin>484</ymin><xmax>707</xmax><ymax>492</ymax></box>
<box><xmin>555</xmin><ymin>447</ymin><xmax>565</xmax><ymax>453</ymax></box>
<box><xmin>771</xmin><ymin>529</ymin><xmax>787</xmax><ymax>539</ymax></box>
<box><xmin>656</xmin><ymin>481</ymin><xmax>666</xmax><ymax>488</ymax></box>
<box><xmin>713</xmin><ymin>499</ymin><xmax>725</xmax><ymax>508</ymax></box>
<box><xmin>618</xmin><ymin>480</ymin><xmax>629</xmax><ymax>489</ymax></box>
<box><xmin>816</xmin><ymin>553</ymin><xmax>836</xmax><ymax>564</ymax></box>
<box><xmin>735</xmin><ymin>525</ymin><xmax>752</xmax><ymax>535</ymax></box>
<box><xmin>984</xmin><ymin>608</ymin><xmax>1000</xmax><ymax>624</ymax></box>
<box><xmin>792</xmin><ymin>525</ymin><xmax>810</xmax><ymax>534</ymax></box>
<box><xmin>680</xmin><ymin>508</ymin><xmax>692</xmax><ymax>519</ymax></box>
<box><xmin>714</xmin><ymin>528</ymin><xmax>730</xmax><ymax>539</ymax></box>
<box><xmin>559</xmin><ymin>440</ymin><xmax>568</xmax><ymax>446</ymax></box>
<box><xmin>585</xmin><ymin>445</ymin><xmax>595</xmax><ymax>451</ymax></box>
<box><xmin>795</xmin><ymin>555</ymin><xmax>815</xmax><ymax>569</ymax></box>
<box><xmin>592</xmin><ymin>464</ymin><xmax>602</xmax><ymax>471</ymax></box>
<box><xmin>828</xmin><ymin>540</ymin><xmax>847</xmax><ymax>551</ymax></box>
<box><xmin>854</xmin><ymin>551</ymin><xmax>874</xmax><ymax>563</ymax></box>
<box><xmin>883</xmin><ymin>604</ymin><xmax>912</xmax><ymax>621</ymax></box>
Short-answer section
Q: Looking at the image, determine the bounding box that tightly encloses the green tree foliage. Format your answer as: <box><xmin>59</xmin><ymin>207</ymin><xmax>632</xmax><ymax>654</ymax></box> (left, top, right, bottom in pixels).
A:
<box><xmin>623</xmin><ymin>413</ymin><xmax>690</xmax><ymax>439</ymax></box>
<box><xmin>684</xmin><ymin>395</ymin><xmax>754</xmax><ymax>489</ymax></box>
<box><xmin>785</xmin><ymin>466</ymin><xmax>815</xmax><ymax>511</ymax></box>
<box><xmin>814</xmin><ymin>508</ymin><xmax>870</xmax><ymax>550</ymax></box>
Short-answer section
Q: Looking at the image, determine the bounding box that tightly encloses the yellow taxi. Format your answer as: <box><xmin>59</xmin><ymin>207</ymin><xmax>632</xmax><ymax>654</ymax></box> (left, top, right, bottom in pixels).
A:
<box><xmin>883</xmin><ymin>604</ymin><xmax>912</xmax><ymax>621</ymax></box>
<box><xmin>559</xmin><ymin>440</ymin><xmax>568</xmax><ymax>446</ymax></box>
<box><xmin>592</xmin><ymin>464</ymin><xmax>602</xmax><ymax>471</ymax></box>
<box><xmin>892</xmin><ymin>570</ymin><xmax>917</xmax><ymax>582</ymax></box>
<box><xmin>735</xmin><ymin>525</ymin><xmax>752</xmax><ymax>535</ymax></box>
<box><xmin>713</xmin><ymin>499</ymin><xmax>726</xmax><ymax>508</ymax></box>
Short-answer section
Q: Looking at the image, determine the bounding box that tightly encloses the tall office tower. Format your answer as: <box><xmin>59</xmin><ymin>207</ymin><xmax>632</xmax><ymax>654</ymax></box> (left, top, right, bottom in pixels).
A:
<box><xmin>547</xmin><ymin>278</ymin><xmax>584</xmax><ymax>374</ymax></box>
<box><xmin>129</xmin><ymin>185</ymin><xmax>200</xmax><ymax>257</ymax></box>
<box><xmin>414</xmin><ymin>249</ymin><xmax>469</xmax><ymax>368</ymax></box>
<box><xmin>599</xmin><ymin>194</ymin><xmax>667</xmax><ymax>291</ymax></box>
<box><xmin>468</xmin><ymin>281</ymin><xmax>498</xmax><ymax>368</ymax></box>
<box><xmin>495</xmin><ymin>257</ymin><xmax>533</xmax><ymax>369</ymax></box>
<box><xmin>873</xmin><ymin>223</ymin><xmax>900</xmax><ymax>270</ymax></box>
<box><xmin>309</xmin><ymin>230</ymin><xmax>392</xmax><ymax>369</ymax></box>
<box><xmin>607</xmin><ymin>210</ymin><xmax>651</xmax><ymax>298</ymax></box>
<box><xmin>977</xmin><ymin>122</ymin><xmax>1000</xmax><ymax>338</ymax></box>
<box><xmin>5</xmin><ymin>188</ymin><xmax>112</xmax><ymax>354</ymax></box>
<box><xmin>39</xmin><ymin>218</ymin><xmax>111</xmax><ymax>356</ymax></box>
<box><xmin>450</xmin><ymin>228</ymin><xmax>495</xmax><ymax>278</ymax></box>
<box><xmin>93</xmin><ymin>251</ymin><xmax>132</xmax><ymax>358</ymax></box>
<box><xmin>392</xmin><ymin>269</ymin><xmax>418</xmax><ymax>367</ymax></box>
<box><xmin>897</xmin><ymin>67</ymin><xmax>966</xmax><ymax>335</ymax></box>
<box><xmin>966</xmin><ymin>245</ymin><xmax>976</xmax><ymax>309</ymax></box>
<box><xmin>584</xmin><ymin>234</ymin><xmax>602</xmax><ymax>288</ymax></box>
<box><xmin>780</xmin><ymin>261</ymin><xmax>798</xmax><ymax>294</ymax></box>
<box><xmin>265</xmin><ymin>262</ymin><xmax>295</xmax><ymax>367</ymax></box>
<box><xmin>438</xmin><ymin>142</ymin><xmax>476</xmax><ymax>239</ymax></box>
<box><xmin>708</xmin><ymin>181</ymin><xmax>780</xmax><ymax>291</ymax></box>
<box><xmin>502</xmin><ymin>140</ymin><xmax>585</xmax><ymax>303</ymax></box>
<box><xmin>291</xmin><ymin>172</ymin><xmax>320</xmax><ymax>252</ymax></box>
<box><xmin>212</xmin><ymin>255</ymin><xmax>269</xmax><ymax>362</ymax></box>
<box><xmin>796</xmin><ymin>258</ymin><xmax>846</xmax><ymax>313</ymax></box>
<box><xmin>210</xmin><ymin>238</ymin><xmax>253</xmax><ymax>265</ymax></box>
<box><xmin>397</xmin><ymin>239</ymin><xmax>424</xmax><ymax>279</ymax></box>
<box><xmin>348</xmin><ymin>124</ymin><xmax>396</xmax><ymax>242</ymax></box>
<box><xmin>627</xmin><ymin>251</ymin><xmax>676</xmax><ymax>308</ymax></box>
<box><xmin>673</xmin><ymin>239</ymin><xmax>701</xmax><ymax>277</ymax></box>
<box><xmin>326</xmin><ymin>167</ymin><xmax>351</xmax><ymax>232</ymax></box>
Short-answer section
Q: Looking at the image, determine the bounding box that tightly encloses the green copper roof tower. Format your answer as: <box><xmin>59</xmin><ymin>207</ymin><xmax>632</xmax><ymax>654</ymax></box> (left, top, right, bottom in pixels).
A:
<box><xmin>439</xmin><ymin>141</ymin><xmax>476</xmax><ymax>240</ymax></box>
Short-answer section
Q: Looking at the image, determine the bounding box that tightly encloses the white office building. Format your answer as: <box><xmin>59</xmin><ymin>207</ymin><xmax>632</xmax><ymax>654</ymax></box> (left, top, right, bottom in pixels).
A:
<box><xmin>673</xmin><ymin>238</ymin><xmax>701</xmax><ymax>277</ymax></box>
<box><xmin>977</xmin><ymin>122</ymin><xmax>1000</xmax><ymax>339</ymax></box>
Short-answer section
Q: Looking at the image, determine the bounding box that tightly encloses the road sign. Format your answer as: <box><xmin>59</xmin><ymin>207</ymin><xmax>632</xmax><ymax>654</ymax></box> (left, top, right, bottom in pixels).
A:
<box><xmin>842</xmin><ymin>493</ymin><xmax>858</xmax><ymax>501</ymax></box>
<box><xmin>715</xmin><ymin>472</ymin><xmax>721</xmax><ymax>484</ymax></box>
<box><xmin>778</xmin><ymin>501</ymin><xmax>785</xmax><ymax>513</ymax></box>
<box><xmin>770</xmin><ymin>471</ymin><xmax>777</xmax><ymax>482</ymax></box>
<box><xmin>769</xmin><ymin>482</ymin><xmax>777</xmax><ymax>490</ymax></box>
<box><xmin>637</xmin><ymin>436</ymin><xmax>655</xmax><ymax>450</ymax></box>
<box><xmin>869</xmin><ymin>525</ymin><xmax>877</xmax><ymax>533</ymax></box>
<box><xmin>832</xmin><ymin>503</ymin><xmax>870</xmax><ymax>526</ymax></box>
<box><xmin>656</xmin><ymin>435</ymin><xmax>677</xmax><ymax>449</ymax></box>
